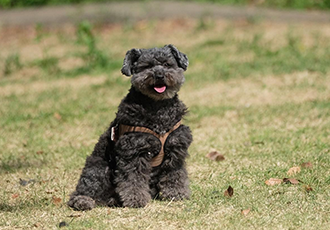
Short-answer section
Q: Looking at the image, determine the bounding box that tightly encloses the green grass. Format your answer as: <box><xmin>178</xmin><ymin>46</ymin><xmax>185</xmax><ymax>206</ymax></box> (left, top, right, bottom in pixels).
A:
<box><xmin>0</xmin><ymin>18</ymin><xmax>330</xmax><ymax>229</ymax></box>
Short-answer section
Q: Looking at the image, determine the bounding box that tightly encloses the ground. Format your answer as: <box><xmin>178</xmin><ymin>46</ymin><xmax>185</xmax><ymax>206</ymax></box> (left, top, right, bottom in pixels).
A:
<box><xmin>0</xmin><ymin>5</ymin><xmax>329</xmax><ymax>230</ymax></box>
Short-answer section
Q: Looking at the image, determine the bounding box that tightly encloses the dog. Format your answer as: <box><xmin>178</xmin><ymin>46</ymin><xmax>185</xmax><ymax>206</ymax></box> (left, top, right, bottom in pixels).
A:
<box><xmin>67</xmin><ymin>44</ymin><xmax>193</xmax><ymax>210</ymax></box>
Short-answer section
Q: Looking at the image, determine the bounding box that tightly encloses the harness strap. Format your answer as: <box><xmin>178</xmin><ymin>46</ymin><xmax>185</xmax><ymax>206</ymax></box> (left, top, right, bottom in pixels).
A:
<box><xmin>117</xmin><ymin>121</ymin><xmax>181</xmax><ymax>167</ymax></box>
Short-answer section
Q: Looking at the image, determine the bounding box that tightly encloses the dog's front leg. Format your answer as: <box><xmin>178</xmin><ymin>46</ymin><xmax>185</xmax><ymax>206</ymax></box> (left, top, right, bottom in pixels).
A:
<box><xmin>158</xmin><ymin>167</ymin><xmax>190</xmax><ymax>201</ymax></box>
<box><xmin>158</xmin><ymin>125</ymin><xmax>193</xmax><ymax>201</ymax></box>
<box><xmin>114</xmin><ymin>133</ymin><xmax>160</xmax><ymax>208</ymax></box>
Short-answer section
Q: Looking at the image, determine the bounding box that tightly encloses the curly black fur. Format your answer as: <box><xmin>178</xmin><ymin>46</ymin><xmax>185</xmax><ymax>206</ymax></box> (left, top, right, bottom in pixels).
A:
<box><xmin>68</xmin><ymin>45</ymin><xmax>192</xmax><ymax>210</ymax></box>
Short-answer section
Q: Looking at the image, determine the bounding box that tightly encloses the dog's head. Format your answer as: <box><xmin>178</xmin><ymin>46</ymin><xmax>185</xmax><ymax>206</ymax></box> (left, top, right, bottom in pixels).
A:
<box><xmin>121</xmin><ymin>44</ymin><xmax>189</xmax><ymax>101</ymax></box>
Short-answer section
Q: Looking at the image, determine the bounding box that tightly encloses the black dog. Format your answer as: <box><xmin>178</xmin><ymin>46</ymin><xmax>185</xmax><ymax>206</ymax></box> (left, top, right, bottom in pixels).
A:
<box><xmin>68</xmin><ymin>44</ymin><xmax>193</xmax><ymax>210</ymax></box>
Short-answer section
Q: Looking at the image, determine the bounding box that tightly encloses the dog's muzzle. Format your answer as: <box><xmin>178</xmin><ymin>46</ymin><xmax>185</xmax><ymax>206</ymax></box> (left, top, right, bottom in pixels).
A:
<box><xmin>153</xmin><ymin>68</ymin><xmax>167</xmax><ymax>93</ymax></box>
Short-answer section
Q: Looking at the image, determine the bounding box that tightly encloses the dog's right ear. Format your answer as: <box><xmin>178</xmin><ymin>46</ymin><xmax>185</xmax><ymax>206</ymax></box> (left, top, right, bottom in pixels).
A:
<box><xmin>121</xmin><ymin>49</ymin><xmax>142</xmax><ymax>76</ymax></box>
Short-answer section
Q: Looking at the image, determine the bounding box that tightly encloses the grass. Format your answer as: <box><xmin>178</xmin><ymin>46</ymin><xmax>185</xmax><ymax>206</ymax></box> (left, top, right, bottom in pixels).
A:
<box><xmin>0</xmin><ymin>17</ymin><xmax>330</xmax><ymax>229</ymax></box>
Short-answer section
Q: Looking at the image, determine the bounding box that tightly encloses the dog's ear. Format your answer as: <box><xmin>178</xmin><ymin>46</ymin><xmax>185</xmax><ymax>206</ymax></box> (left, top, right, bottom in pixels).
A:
<box><xmin>121</xmin><ymin>48</ymin><xmax>142</xmax><ymax>76</ymax></box>
<box><xmin>165</xmin><ymin>44</ymin><xmax>189</xmax><ymax>71</ymax></box>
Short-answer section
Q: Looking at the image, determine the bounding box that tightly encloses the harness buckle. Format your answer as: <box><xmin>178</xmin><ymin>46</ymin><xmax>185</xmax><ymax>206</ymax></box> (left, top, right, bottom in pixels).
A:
<box><xmin>110</xmin><ymin>125</ymin><xmax>119</xmax><ymax>142</ymax></box>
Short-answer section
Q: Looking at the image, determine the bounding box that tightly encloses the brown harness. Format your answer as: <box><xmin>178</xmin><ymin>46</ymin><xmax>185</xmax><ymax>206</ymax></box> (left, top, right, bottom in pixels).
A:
<box><xmin>112</xmin><ymin>121</ymin><xmax>181</xmax><ymax>167</ymax></box>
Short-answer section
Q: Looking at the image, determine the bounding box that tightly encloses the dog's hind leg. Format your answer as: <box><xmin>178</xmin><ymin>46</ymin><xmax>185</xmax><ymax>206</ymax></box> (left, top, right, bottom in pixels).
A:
<box><xmin>68</xmin><ymin>131</ymin><xmax>116</xmax><ymax>211</ymax></box>
<box><xmin>67</xmin><ymin>155</ymin><xmax>116</xmax><ymax>210</ymax></box>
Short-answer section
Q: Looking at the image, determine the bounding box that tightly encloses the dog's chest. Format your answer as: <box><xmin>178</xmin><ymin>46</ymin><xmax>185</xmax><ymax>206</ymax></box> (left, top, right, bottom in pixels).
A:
<box><xmin>117</xmin><ymin>98</ymin><xmax>184</xmax><ymax>134</ymax></box>
<box><xmin>133</xmin><ymin>104</ymin><xmax>180</xmax><ymax>134</ymax></box>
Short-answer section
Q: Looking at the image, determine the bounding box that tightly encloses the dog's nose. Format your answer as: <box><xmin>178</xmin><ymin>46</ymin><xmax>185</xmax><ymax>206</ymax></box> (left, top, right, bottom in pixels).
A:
<box><xmin>155</xmin><ymin>73</ymin><xmax>164</xmax><ymax>80</ymax></box>
<box><xmin>154</xmin><ymin>70</ymin><xmax>164</xmax><ymax>80</ymax></box>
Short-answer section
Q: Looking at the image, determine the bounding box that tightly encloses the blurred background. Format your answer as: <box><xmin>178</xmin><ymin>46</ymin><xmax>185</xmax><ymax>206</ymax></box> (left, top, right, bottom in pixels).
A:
<box><xmin>1</xmin><ymin>0</ymin><xmax>330</xmax><ymax>81</ymax></box>
<box><xmin>1</xmin><ymin>0</ymin><xmax>330</xmax><ymax>9</ymax></box>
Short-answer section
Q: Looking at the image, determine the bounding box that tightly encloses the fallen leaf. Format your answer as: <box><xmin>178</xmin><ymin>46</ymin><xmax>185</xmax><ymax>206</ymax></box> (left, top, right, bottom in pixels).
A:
<box><xmin>52</xmin><ymin>196</ymin><xmax>62</xmax><ymax>205</ymax></box>
<box><xmin>206</xmin><ymin>151</ymin><xmax>225</xmax><ymax>161</ymax></box>
<box><xmin>59</xmin><ymin>221</ymin><xmax>68</xmax><ymax>228</ymax></box>
<box><xmin>241</xmin><ymin>208</ymin><xmax>251</xmax><ymax>216</ymax></box>
<box><xmin>36</xmin><ymin>150</ymin><xmax>44</xmax><ymax>155</ymax></box>
<box><xmin>33</xmin><ymin>223</ymin><xmax>41</xmax><ymax>228</ymax></box>
<box><xmin>283</xmin><ymin>178</ymin><xmax>299</xmax><ymax>185</ymax></box>
<box><xmin>12</xmin><ymin>193</ymin><xmax>19</xmax><ymax>199</ymax></box>
<box><xmin>287</xmin><ymin>166</ymin><xmax>301</xmax><ymax>176</ymax></box>
<box><xmin>304</xmin><ymin>185</ymin><xmax>313</xmax><ymax>192</ymax></box>
<box><xmin>265</xmin><ymin>178</ymin><xmax>282</xmax><ymax>186</ymax></box>
<box><xmin>224</xmin><ymin>186</ymin><xmax>234</xmax><ymax>197</ymax></box>
<box><xmin>301</xmin><ymin>162</ymin><xmax>313</xmax><ymax>169</ymax></box>
<box><xmin>54</xmin><ymin>112</ymin><xmax>62</xmax><ymax>120</ymax></box>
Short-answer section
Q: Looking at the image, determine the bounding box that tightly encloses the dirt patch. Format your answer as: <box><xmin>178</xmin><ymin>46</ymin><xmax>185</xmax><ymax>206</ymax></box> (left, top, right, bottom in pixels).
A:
<box><xmin>0</xmin><ymin>75</ymin><xmax>107</xmax><ymax>97</ymax></box>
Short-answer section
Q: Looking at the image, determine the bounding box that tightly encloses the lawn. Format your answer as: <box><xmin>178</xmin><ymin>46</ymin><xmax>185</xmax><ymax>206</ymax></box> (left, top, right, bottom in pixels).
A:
<box><xmin>0</xmin><ymin>17</ymin><xmax>329</xmax><ymax>229</ymax></box>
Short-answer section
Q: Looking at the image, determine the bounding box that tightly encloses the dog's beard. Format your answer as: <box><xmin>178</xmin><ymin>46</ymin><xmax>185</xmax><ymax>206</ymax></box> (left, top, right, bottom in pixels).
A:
<box><xmin>131</xmin><ymin>69</ymin><xmax>185</xmax><ymax>101</ymax></box>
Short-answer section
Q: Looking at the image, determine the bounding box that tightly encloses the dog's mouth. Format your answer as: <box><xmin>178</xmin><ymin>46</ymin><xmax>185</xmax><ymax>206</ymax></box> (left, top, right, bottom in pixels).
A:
<box><xmin>153</xmin><ymin>84</ymin><xmax>167</xmax><ymax>94</ymax></box>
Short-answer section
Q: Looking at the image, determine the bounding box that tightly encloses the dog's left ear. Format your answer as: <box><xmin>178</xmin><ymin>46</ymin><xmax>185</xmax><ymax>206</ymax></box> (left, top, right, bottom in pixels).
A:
<box><xmin>121</xmin><ymin>48</ymin><xmax>142</xmax><ymax>76</ymax></box>
<box><xmin>165</xmin><ymin>44</ymin><xmax>189</xmax><ymax>71</ymax></box>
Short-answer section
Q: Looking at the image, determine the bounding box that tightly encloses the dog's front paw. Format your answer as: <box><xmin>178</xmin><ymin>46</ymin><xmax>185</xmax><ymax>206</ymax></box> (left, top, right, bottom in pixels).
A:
<box><xmin>67</xmin><ymin>195</ymin><xmax>95</xmax><ymax>211</ymax></box>
<box><xmin>159</xmin><ymin>188</ymin><xmax>190</xmax><ymax>201</ymax></box>
<box><xmin>122</xmin><ymin>193</ymin><xmax>151</xmax><ymax>208</ymax></box>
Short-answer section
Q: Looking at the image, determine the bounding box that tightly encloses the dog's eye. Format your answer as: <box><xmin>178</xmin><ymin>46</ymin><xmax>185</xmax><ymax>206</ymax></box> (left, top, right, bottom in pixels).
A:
<box><xmin>163</xmin><ymin>63</ymin><xmax>171</xmax><ymax>67</ymax></box>
<box><xmin>136</xmin><ymin>64</ymin><xmax>150</xmax><ymax>72</ymax></box>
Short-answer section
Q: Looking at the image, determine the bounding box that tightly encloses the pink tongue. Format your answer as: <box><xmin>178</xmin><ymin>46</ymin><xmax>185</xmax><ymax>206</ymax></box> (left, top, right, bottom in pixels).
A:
<box><xmin>154</xmin><ymin>86</ymin><xmax>166</xmax><ymax>93</ymax></box>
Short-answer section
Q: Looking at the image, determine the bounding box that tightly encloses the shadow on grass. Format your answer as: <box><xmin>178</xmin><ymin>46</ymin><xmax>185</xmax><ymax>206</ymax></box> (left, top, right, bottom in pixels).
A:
<box><xmin>0</xmin><ymin>198</ymin><xmax>51</xmax><ymax>212</ymax></box>
<box><xmin>0</xmin><ymin>157</ymin><xmax>46</xmax><ymax>175</ymax></box>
